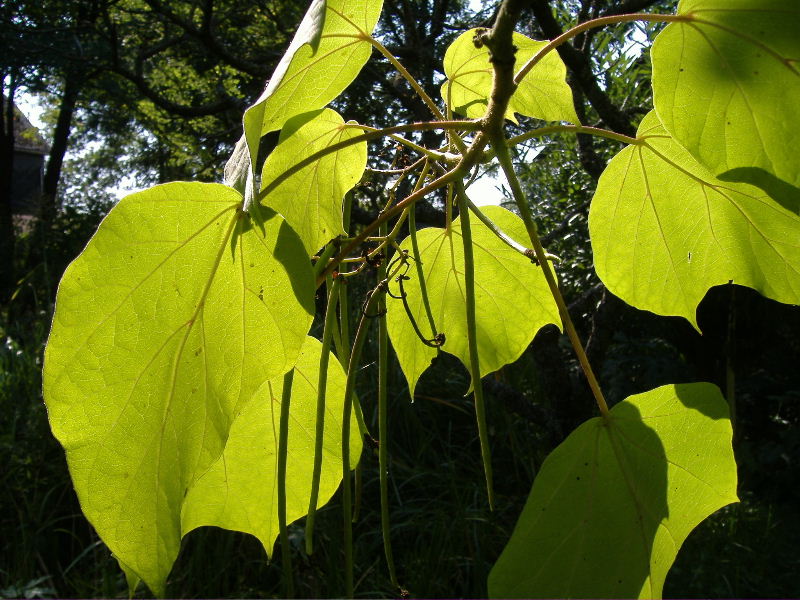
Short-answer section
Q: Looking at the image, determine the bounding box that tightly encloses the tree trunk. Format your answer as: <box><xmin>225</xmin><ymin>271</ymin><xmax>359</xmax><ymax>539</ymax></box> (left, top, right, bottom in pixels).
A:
<box><xmin>0</xmin><ymin>75</ymin><xmax>18</xmax><ymax>303</ymax></box>
<box><xmin>40</xmin><ymin>75</ymin><xmax>80</xmax><ymax>228</ymax></box>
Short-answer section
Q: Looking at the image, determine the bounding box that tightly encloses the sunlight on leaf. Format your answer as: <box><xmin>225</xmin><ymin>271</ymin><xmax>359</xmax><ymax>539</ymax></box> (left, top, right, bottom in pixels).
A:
<box><xmin>489</xmin><ymin>383</ymin><xmax>738</xmax><ymax>599</ymax></box>
<box><xmin>387</xmin><ymin>206</ymin><xmax>560</xmax><ymax>398</ymax></box>
<box><xmin>441</xmin><ymin>28</ymin><xmax>578</xmax><ymax>124</ymax></box>
<box><xmin>590</xmin><ymin>111</ymin><xmax>800</xmax><ymax>327</ymax></box>
<box><xmin>652</xmin><ymin>0</ymin><xmax>800</xmax><ymax>208</ymax></box>
<box><xmin>242</xmin><ymin>0</ymin><xmax>383</xmax><ymax>169</ymax></box>
<box><xmin>42</xmin><ymin>183</ymin><xmax>315</xmax><ymax>596</ymax></box>
<box><xmin>182</xmin><ymin>335</ymin><xmax>361</xmax><ymax>557</ymax></box>
<box><xmin>261</xmin><ymin>108</ymin><xmax>367</xmax><ymax>255</ymax></box>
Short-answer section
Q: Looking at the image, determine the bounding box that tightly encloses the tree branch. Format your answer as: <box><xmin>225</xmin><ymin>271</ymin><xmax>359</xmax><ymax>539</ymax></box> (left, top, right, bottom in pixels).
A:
<box><xmin>141</xmin><ymin>0</ymin><xmax>267</xmax><ymax>77</ymax></box>
<box><xmin>529</xmin><ymin>0</ymin><xmax>635</xmax><ymax>137</ymax></box>
<box><xmin>112</xmin><ymin>64</ymin><xmax>237</xmax><ymax>117</ymax></box>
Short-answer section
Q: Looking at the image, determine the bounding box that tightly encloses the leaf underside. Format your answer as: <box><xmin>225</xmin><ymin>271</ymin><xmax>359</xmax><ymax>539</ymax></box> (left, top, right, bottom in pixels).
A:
<box><xmin>386</xmin><ymin>206</ymin><xmax>561</xmax><ymax>398</ymax></box>
<box><xmin>652</xmin><ymin>0</ymin><xmax>800</xmax><ymax>211</ymax></box>
<box><xmin>182</xmin><ymin>335</ymin><xmax>362</xmax><ymax>558</ymax></box>
<box><xmin>488</xmin><ymin>383</ymin><xmax>738</xmax><ymax>599</ymax></box>
<box><xmin>43</xmin><ymin>182</ymin><xmax>315</xmax><ymax>596</ymax></box>
<box><xmin>243</xmin><ymin>0</ymin><xmax>383</xmax><ymax>169</ymax></box>
<box><xmin>261</xmin><ymin>108</ymin><xmax>367</xmax><ymax>255</ymax></box>
<box><xmin>441</xmin><ymin>28</ymin><xmax>579</xmax><ymax>124</ymax></box>
<box><xmin>590</xmin><ymin>110</ymin><xmax>800</xmax><ymax>327</ymax></box>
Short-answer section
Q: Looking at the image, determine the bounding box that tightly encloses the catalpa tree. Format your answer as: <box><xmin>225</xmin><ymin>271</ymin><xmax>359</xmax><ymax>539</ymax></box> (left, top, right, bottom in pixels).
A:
<box><xmin>43</xmin><ymin>0</ymin><xmax>799</xmax><ymax>597</ymax></box>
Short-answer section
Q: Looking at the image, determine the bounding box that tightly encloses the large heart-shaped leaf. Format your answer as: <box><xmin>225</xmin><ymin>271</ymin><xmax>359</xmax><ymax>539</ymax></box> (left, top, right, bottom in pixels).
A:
<box><xmin>652</xmin><ymin>0</ymin><xmax>800</xmax><ymax>211</ymax></box>
<box><xmin>43</xmin><ymin>182</ymin><xmax>315</xmax><ymax>596</ymax></box>
<box><xmin>182</xmin><ymin>335</ymin><xmax>361</xmax><ymax>556</ymax></box>
<box><xmin>386</xmin><ymin>206</ymin><xmax>560</xmax><ymax>398</ymax></box>
<box><xmin>441</xmin><ymin>28</ymin><xmax>578</xmax><ymax>123</ymax></box>
<box><xmin>589</xmin><ymin>110</ymin><xmax>800</xmax><ymax>327</ymax></box>
<box><xmin>261</xmin><ymin>108</ymin><xmax>367</xmax><ymax>255</ymax></box>
<box><xmin>488</xmin><ymin>383</ymin><xmax>738</xmax><ymax>599</ymax></box>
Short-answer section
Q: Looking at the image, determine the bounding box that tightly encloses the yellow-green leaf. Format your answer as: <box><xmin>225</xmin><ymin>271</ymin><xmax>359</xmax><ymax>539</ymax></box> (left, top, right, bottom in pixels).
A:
<box><xmin>589</xmin><ymin>110</ymin><xmax>800</xmax><ymax>327</ymax></box>
<box><xmin>489</xmin><ymin>383</ymin><xmax>738</xmax><ymax>599</ymax></box>
<box><xmin>386</xmin><ymin>206</ymin><xmax>560</xmax><ymax>398</ymax></box>
<box><xmin>441</xmin><ymin>28</ymin><xmax>578</xmax><ymax>123</ymax></box>
<box><xmin>181</xmin><ymin>335</ymin><xmax>361</xmax><ymax>556</ymax></box>
<box><xmin>652</xmin><ymin>0</ymin><xmax>800</xmax><ymax>211</ymax></box>
<box><xmin>43</xmin><ymin>183</ymin><xmax>314</xmax><ymax>596</ymax></box>
<box><xmin>243</xmin><ymin>0</ymin><xmax>383</xmax><ymax>169</ymax></box>
<box><xmin>261</xmin><ymin>108</ymin><xmax>367</xmax><ymax>255</ymax></box>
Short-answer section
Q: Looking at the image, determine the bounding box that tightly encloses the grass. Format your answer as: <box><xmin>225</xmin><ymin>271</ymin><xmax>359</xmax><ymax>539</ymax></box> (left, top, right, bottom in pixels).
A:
<box><xmin>2</xmin><ymin>243</ymin><xmax>799</xmax><ymax>597</ymax></box>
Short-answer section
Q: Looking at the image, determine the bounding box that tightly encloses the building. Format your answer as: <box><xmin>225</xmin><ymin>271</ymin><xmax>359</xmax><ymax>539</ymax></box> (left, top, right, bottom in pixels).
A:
<box><xmin>9</xmin><ymin>100</ymin><xmax>50</xmax><ymax>229</ymax></box>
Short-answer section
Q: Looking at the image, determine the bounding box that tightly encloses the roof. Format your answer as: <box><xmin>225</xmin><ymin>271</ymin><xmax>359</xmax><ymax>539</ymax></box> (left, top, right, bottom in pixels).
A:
<box><xmin>5</xmin><ymin>96</ymin><xmax>50</xmax><ymax>155</ymax></box>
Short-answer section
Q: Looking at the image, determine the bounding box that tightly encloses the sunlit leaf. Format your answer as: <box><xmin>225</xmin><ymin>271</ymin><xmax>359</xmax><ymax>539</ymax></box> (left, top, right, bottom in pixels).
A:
<box><xmin>441</xmin><ymin>28</ymin><xmax>578</xmax><ymax>123</ymax></box>
<box><xmin>242</xmin><ymin>0</ymin><xmax>383</xmax><ymax>169</ymax></box>
<box><xmin>42</xmin><ymin>183</ymin><xmax>315</xmax><ymax>596</ymax></box>
<box><xmin>261</xmin><ymin>108</ymin><xmax>367</xmax><ymax>255</ymax></box>
<box><xmin>652</xmin><ymin>0</ymin><xmax>800</xmax><ymax>212</ymax></box>
<box><xmin>489</xmin><ymin>383</ymin><xmax>738</xmax><ymax>599</ymax></box>
<box><xmin>590</xmin><ymin>111</ymin><xmax>800</xmax><ymax>327</ymax></box>
<box><xmin>182</xmin><ymin>335</ymin><xmax>361</xmax><ymax>556</ymax></box>
<box><xmin>387</xmin><ymin>206</ymin><xmax>560</xmax><ymax>398</ymax></box>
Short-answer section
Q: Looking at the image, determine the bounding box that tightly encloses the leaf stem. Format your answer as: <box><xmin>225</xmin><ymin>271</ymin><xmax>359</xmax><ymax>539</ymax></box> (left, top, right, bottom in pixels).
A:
<box><xmin>306</xmin><ymin>277</ymin><xmax>342</xmax><ymax>554</ymax></box>
<box><xmin>277</xmin><ymin>368</ymin><xmax>295</xmax><ymax>598</ymax></box>
<box><xmin>493</xmin><ymin>138</ymin><xmax>609</xmax><ymax>416</ymax></box>
<box><xmin>455</xmin><ymin>180</ymin><xmax>495</xmax><ymax>509</ymax></box>
<box><xmin>367</xmin><ymin>36</ymin><xmax>445</xmax><ymax>121</ymax></box>
<box><xmin>514</xmin><ymin>13</ymin><xmax>688</xmax><ymax>86</ymax></box>
<box><xmin>365</xmin><ymin>35</ymin><xmax>468</xmax><ymax>154</ymax></box>
<box><xmin>505</xmin><ymin>124</ymin><xmax>638</xmax><ymax>150</ymax></box>
<box><xmin>457</xmin><ymin>184</ymin><xmax>534</xmax><ymax>259</ymax></box>
<box><xmin>345</xmin><ymin>123</ymin><xmax>458</xmax><ymax>161</ymax></box>
<box><xmin>257</xmin><ymin>120</ymin><xmax>479</xmax><ymax>205</ymax></box>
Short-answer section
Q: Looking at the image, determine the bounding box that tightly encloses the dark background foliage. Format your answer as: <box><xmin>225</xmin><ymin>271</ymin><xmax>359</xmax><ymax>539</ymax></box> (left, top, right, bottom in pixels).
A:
<box><xmin>1</xmin><ymin>0</ymin><xmax>798</xmax><ymax>597</ymax></box>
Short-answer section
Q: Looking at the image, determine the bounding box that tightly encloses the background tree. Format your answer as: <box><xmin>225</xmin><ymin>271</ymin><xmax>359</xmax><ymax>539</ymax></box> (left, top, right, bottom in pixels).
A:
<box><xmin>1</xmin><ymin>1</ymin><xmax>799</xmax><ymax>597</ymax></box>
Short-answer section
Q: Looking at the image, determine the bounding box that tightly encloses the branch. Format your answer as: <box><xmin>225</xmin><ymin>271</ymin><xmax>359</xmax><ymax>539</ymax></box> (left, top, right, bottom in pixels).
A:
<box><xmin>141</xmin><ymin>0</ymin><xmax>268</xmax><ymax>77</ymax></box>
<box><xmin>601</xmin><ymin>0</ymin><xmax>665</xmax><ymax>18</ymax></box>
<box><xmin>317</xmin><ymin>0</ymin><xmax>531</xmax><ymax>285</ymax></box>
<box><xmin>529</xmin><ymin>0</ymin><xmax>635</xmax><ymax>136</ymax></box>
<box><xmin>112</xmin><ymin>65</ymin><xmax>237</xmax><ymax>117</ymax></box>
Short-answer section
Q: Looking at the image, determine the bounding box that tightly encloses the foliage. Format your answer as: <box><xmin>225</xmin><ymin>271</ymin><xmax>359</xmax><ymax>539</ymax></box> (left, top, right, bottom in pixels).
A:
<box><xmin>30</xmin><ymin>0</ymin><xmax>800</xmax><ymax>598</ymax></box>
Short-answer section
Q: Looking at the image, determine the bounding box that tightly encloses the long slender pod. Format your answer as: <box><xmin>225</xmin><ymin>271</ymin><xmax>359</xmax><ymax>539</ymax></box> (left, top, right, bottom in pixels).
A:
<box><xmin>305</xmin><ymin>278</ymin><xmax>342</xmax><ymax>554</ymax></box>
<box><xmin>339</xmin><ymin>193</ymin><xmax>367</xmax><ymax>523</ymax></box>
<box><xmin>341</xmin><ymin>283</ymin><xmax>382</xmax><ymax>597</ymax></box>
<box><xmin>455</xmin><ymin>180</ymin><xmax>495</xmax><ymax>509</ymax></box>
<box><xmin>277</xmin><ymin>368</ymin><xmax>295</xmax><ymax>598</ymax></box>
<box><xmin>377</xmin><ymin>224</ymin><xmax>400</xmax><ymax>587</ymax></box>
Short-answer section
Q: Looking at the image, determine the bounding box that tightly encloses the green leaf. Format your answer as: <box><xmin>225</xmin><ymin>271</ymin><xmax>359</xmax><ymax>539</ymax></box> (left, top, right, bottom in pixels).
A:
<box><xmin>261</xmin><ymin>108</ymin><xmax>367</xmax><ymax>255</ymax></box>
<box><xmin>117</xmin><ymin>558</ymin><xmax>140</xmax><ymax>598</ymax></box>
<box><xmin>441</xmin><ymin>28</ymin><xmax>578</xmax><ymax>123</ymax></box>
<box><xmin>243</xmin><ymin>0</ymin><xmax>383</xmax><ymax>169</ymax></box>
<box><xmin>652</xmin><ymin>0</ymin><xmax>800</xmax><ymax>211</ymax></box>
<box><xmin>42</xmin><ymin>182</ymin><xmax>315</xmax><ymax>596</ymax></box>
<box><xmin>589</xmin><ymin>110</ymin><xmax>800</xmax><ymax>327</ymax></box>
<box><xmin>386</xmin><ymin>206</ymin><xmax>560</xmax><ymax>398</ymax></box>
<box><xmin>488</xmin><ymin>383</ymin><xmax>738</xmax><ymax>599</ymax></box>
<box><xmin>181</xmin><ymin>335</ymin><xmax>361</xmax><ymax>556</ymax></box>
